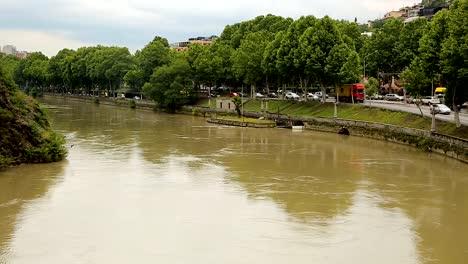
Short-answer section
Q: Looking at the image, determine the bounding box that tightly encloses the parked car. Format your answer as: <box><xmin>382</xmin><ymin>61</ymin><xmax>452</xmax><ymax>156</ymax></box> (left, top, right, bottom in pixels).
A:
<box><xmin>133</xmin><ymin>96</ymin><xmax>141</xmax><ymax>100</ymax></box>
<box><xmin>368</xmin><ymin>94</ymin><xmax>383</xmax><ymax>100</ymax></box>
<box><xmin>421</xmin><ymin>96</ymin><xmax>440</xmax><ymax>105</ymax></box>
<box><xmin>314</xmin><ymin>91</ymin><xmax>329</xmax><ymax>98</ymax></box>
<box><xmin>430</xmin><ymin>104</ymin><xmax>451</xmax><ymax>115</ymax></box>
<box><xmin>228</xmin><ymin>92</ymin><xmax>239</xmax><ymax>97</ymax></box>
<box><xmin>285</xmin><ymin>92</ymin><xmax>300</xmax><ymax>100</ymax></box>
<box><xmin>383</xmin><ymin>94</ymin><xmax>403</xmax><ymax>101</ymax></box>
<box><xmin>255</xmin><ymin>92</ymin><xmax>266</xmax><ymax>98</ymax></box>
<box><xmin>462</xmin><ymin>102</ymin><xmax>468</xmax><ymax>109</ymax></box>
<box><xmin>304</xmin><ymin>92</ymin><xmax>320</xmax><ymax>101</ymax></box>
<box><xmin>267</xmin><ymin>92</ymin><xmax>277</xmax><ymax>98</ymax></box>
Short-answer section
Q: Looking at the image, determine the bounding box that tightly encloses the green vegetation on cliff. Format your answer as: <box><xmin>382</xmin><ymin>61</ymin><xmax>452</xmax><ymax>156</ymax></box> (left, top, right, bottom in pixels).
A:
<box><xmin>0</xmin><ymin>66</ymin><xmax>66</xmax><ymax>168</ymax></box>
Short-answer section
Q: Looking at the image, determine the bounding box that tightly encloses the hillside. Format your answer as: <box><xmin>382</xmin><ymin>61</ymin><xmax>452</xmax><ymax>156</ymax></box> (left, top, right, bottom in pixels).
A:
<box><xmin>0</xmin><ymin>66</ymin><xmax>66</xmax><ymax>168</ymax></box>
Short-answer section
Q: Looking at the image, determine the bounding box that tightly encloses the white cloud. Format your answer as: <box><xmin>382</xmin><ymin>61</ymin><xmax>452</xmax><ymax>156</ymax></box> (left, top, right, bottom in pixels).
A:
<box><xmin>0</xmin><ymin>29</ymin><xmax>94</xmax><ymax>57</ymax></box>
<box><xmin>0</xmin><ymin>0</ymin><xmax>424</xmax><ymax>55</ymax></box>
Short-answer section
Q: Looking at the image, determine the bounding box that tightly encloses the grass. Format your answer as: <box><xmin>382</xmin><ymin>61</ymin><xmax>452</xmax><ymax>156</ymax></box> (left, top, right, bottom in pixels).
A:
<box><xmin>196</xmin><ymin>98</ymin><xmax>468</xmax><ymax>140</ymax></box>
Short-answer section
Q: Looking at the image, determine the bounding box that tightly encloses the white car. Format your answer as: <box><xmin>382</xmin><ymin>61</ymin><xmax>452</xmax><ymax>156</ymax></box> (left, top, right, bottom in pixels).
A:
<box><xmin>430</xmin><ymin>104</ymin><xmax>451</xmax><ymax>115</ymax></box>
<box><xmin>384</xmin><ymin>94</ymin><xmax>403</xmax><ymax>101</ymax></box>
<box><xmin>304</xmin><ymin>93</ymin><xmax>320</xmax><ymax>101</ymax></box>
<box><xmin>314</xmin><ymin>92</ymin><xmax>328</xmax><ymax>99</ymax></box>
<box><xmin>421</xmin><ymin>96</ymin><xmax>440</xmax><ymax>105</ymax></box>
<box><xmin>285</xmin><ymin>92</ymin><xmax>300</xmax><ymax>100</ymax></box>
<box><xmin>255</xmin><ymin>92</ymin><xmax>266</xmax><ymax>98</ymax></box>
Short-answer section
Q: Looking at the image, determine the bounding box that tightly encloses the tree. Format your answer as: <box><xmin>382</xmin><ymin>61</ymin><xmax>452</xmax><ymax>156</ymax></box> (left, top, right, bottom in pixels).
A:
<box><xmin>395</xmin><ymin>18</ymin><xmax>428</xmax><ymax>72</ymax></box>
<box><xmin>129</xmin><ymin>36</ymin><xmax>171</xmax><ymax>86</ymax></box>
<box><xmin>277</xmin><ymin>15</ymin><xmax>317</xmax><ymax>96</ymax></box>
<box><xmin>262</xmin><ymin>31</ymin><xmax>285</xmax><ymax>94</ymax></box>
<box><xmin>231</xmin><ymin>96</ymin><xmax>243</xmax><ymax>117</ymax></box>
<box><xmin>441</xmin><ymin>0</ymin><xmax>468</xmax><ymax>128</ymax></box>
<box><xmin>48</xmin><ymin>48</ymin><xmax>77</xmax><ymax>93</ymax></box>
<box><xmin>418</xmin><ymin>10</ymin><xmax>449</xmax><ymax>90</ymax></box>
<box><xmin>401</xmin><ymin>58</ymin><xmax>431</xmax><ymax>116</ymax></box>
<box><xmin>299</xmin><ymin>16</ymin><xmax>345</xmax><ymax>102</ymax></box>
<box><xmin>363</xmin><ymin>19</ymin><xmax>404</xmax><ymax>77</ymax></box>
<box><xmin>0</xmin><ymin>55</ymin><xmax>20</xmax><ymax>80</ymax></box>
<box><xmin>21</xmin><ymin>52</ymin><xmax>49</xmax><ymax>89</ymax></box>
<box><xmin>366</xmin><ymin>77</ymin><xmax>379</xmax><ymax>96</ymax></box>
<box><xmin>231</xmin><ymin>31</ymin><xmax>269</xmax><ymax>98</ymax></box>
<box><xmin>337</xmin><ymin>21</ymin><xmax>365</xmax><ymax>52</ymax></box>
<box><xmin>142</xmin><ymin>56</ymin><xmax>195</xmax><ymax>111</ymax></box>
<box><xmin>422</xmin><ymin>0</ymin><xmax>449</xmax><ymax>7</ymax></box>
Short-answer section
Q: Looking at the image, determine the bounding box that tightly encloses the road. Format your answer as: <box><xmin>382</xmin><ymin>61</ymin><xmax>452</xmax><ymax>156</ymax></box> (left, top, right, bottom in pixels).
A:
<box><xmin>363</xmin><ymin>100</ymin><xmax>468</xmax><ymax>126</ymax></box>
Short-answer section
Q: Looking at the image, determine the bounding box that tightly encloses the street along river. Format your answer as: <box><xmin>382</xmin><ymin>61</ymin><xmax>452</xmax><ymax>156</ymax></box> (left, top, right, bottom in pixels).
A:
<box><xmin>1</xmin><ymin>97</ymin><xmax>467</xmax><ymax>264</ymax></box>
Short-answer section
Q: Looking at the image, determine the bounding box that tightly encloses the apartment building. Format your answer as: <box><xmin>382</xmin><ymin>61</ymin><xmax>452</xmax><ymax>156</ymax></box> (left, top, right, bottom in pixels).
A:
<box><xmin>170</xmin><ymin>37</ymin><xmax>216</xmax><ymax>51</ymax></box>
<box><xmin>2</xmin><ymin>45</ymin><xmax>17</xmax><ymax>55</ymax></box>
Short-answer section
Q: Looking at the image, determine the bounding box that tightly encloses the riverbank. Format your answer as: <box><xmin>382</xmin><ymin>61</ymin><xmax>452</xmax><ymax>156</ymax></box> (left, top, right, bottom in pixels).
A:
<box><xmin>43</xmin><ymin>94</ymin><xmax>468</xmax><ymax>163</ymax></box>
<box><xmin>0</xmin><ymin>74</ymin><xmax>66</xmax><ymax>169</ymax></box>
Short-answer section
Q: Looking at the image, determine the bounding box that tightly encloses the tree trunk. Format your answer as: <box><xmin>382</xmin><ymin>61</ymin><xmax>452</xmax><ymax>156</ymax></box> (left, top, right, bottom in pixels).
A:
<box><xmin>321</xmin><ymin>84</ymin><xmax>326</xmax><ymax>103</ymax></box>
<box><xmin>416</xmin><ymin>103</ymin><xmax>424</xmax><ymax>117</ymax></box>
<box><xmin>251</xmin><ymin>84</ymin><xmax>255</xmax><ymax>99</ymax></box>
<box><xmin>454</xmin><ymin>104</ymin><xmax>461</xmax><ymax>128</ymax></box>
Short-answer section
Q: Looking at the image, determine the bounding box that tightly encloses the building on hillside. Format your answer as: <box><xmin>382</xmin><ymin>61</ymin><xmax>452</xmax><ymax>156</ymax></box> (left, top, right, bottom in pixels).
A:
<box><xmin>15</xmin><ymin>51</ymin><xmax>30</xmax><ymax>59</ymax></box>
<box><xmin>2</xmin><ymin>45</ymin><xmax>17</xmax><ymax>55</ymax></box>
<box><xmin>403</xmin><ymin>4</ymin><xmax>424</xmax><ymax>17</ymax></box>
<box><xmin>418</xmin><ymin>6</ymin><xmax>448</xmax><ymax>18</ymax></box>
<box><xmin>170</xmin><ymin>36</ymin><xmax>216</xmax><ymax>51</ymax></box>
<box><xmin>384</xmin><ymin>10</ymin><xmax>406</xmax><ymax>20</ymax></box>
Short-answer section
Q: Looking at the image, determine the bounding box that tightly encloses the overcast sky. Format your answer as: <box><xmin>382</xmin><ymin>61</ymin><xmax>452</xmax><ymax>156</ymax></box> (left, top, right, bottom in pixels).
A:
<box><xmin>0</xmin><ymin>0</ymin><xmax>419</xmax><ymax>57</ymax></box>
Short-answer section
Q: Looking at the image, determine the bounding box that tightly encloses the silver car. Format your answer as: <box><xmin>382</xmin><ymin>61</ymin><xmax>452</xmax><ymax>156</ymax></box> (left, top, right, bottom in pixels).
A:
<box><xmin>383</xmin><ymin>94</ymin><xmax>403</xmax><ymax>101</ymax></box>
<box><xmin>430</xmin><ymin>104</ymin><xmax>451</xmax><ymax>115</ymax></box>
<box><xmin>285</xmin><ymin>92</ymin><xmax>300</xmax><ymax>100</ymax></box>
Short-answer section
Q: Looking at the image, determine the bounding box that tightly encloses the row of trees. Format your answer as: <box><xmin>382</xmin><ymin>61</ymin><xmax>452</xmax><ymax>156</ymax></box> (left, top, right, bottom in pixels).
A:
<box><xmin>402</xmin><ymin>0</ymin><xmax>468</xmax><ymax>127</ymax></box>
<box><xmin>0</xmin><ymin>0</ymin><xmax>466</xmax><ymax>117</ymax></box>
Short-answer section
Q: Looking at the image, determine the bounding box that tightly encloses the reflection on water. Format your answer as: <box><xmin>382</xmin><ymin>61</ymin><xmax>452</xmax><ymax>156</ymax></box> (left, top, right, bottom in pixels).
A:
<box><xmin>0</xmin><ymin>161</ymin><xmax>66</xmax><ymax>258</ymax></box>
<box><xmin>0</xmin><ymin>97</ymin><xmax>467</xmax><ymax>264</ymax></box>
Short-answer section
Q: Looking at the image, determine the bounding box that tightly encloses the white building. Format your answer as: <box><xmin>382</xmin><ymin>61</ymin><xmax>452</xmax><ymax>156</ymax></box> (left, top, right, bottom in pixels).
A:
<box><xmin>2</xmin><ymin>45</ymin><xmax>17</xmax><ymax>55</ymax></box>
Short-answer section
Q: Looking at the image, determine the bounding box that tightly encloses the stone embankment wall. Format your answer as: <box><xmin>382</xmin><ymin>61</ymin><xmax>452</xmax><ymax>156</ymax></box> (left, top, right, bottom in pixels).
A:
<box><xmin>206</xmin><ymin>118</ymin><xmax>275</xmax><ymax>128</ymax></box>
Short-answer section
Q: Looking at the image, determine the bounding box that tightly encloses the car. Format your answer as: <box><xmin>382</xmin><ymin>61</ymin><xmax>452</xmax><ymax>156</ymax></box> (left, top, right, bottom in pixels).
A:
<box><xmin>421</xmin><ymin>96</ymin><xmax>440</xmax><ymax>105</ymax></box>
<box><xmin>314</xmin><ymin>91</ymin><xmax>329</xmax><ymax>99</ymax></box>
<box><xmin>368</xmin><ymin>94</ymin><xmax>383</xmax><ymax>100</ymax></box>
<box><xmin>383</xmin><ymin>94</ymin><xmax>403</xmax><ymax>101</ymax></box>
<box><xmin>304</xmin><ymin>92</ymin><xmax>320</xmax><ymax>101</ymax></box>
<box><xmin>133</xmin><ymin>96</ymin><xmax>141</xmax><ymax>100</ymax></box>
<box><xmin>430</xmin><ymin>104</ymin><xmax>451</xmax><ymax>115</ymax></box>
<box><xmin>462</xmin><ymin>102</ymin><xmax>468</xmax><ymax>109</ymax></box>
<box><xmin>267</xmin><ymin>92</ymin><xmax>277</xmax><ymax>98</ymax></box>
<box><xmin>228</xmin><ymin>92</ymin><xmax>239</xmax><ymax>97</ymax></box>
<box><xmin>285</xmin><ymin>92</ymin><xmax>300</xmax><ymax>100</ymax></box>
<box><xmin>255</xmin><ymin>92</ymin><xmax>266</xmax><ymax>98</ymax></box>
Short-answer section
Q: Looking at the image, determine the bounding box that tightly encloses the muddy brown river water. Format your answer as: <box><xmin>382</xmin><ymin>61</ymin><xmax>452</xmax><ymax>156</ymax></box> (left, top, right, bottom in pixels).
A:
<box><xmin>0</xmin><ymin>97</ymin><xmax>467</xmax><ymax>263</ymax></box>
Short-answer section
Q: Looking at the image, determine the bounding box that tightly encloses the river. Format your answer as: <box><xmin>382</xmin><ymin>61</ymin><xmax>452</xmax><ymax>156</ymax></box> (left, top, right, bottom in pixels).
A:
<box><xmin>0</xmin><ymin>97</ymin><xmax>467</xmax><ymax>264</ymax></box>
